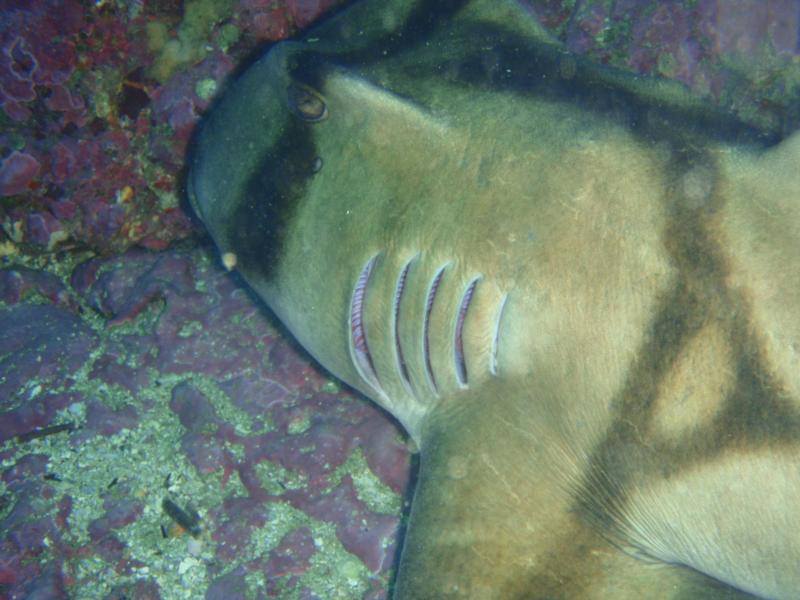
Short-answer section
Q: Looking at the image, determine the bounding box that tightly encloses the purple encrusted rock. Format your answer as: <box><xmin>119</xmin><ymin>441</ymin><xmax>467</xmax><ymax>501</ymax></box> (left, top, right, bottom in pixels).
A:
<box><xmin>0</xmin><ymin>266</ymin><xmax>76</xmax><ymax>308</ymax></box>
<box><xmin>299</xmin><ymin>476</ymin><xmax>399</xmax><ymax>574</ymax></box>
<box><xmin>0</xmin><ymin>150</ymin><xmax>40</xmax><ymax>195</ymax></box>
<box><xmin>88</xmin><ymin>498</ymin><xmax>143</xmax><ymax>542</ymax></box>
<box><xmin>206</xmin><ymin>566</ymin><xmax>249</xmax><ymax>600</ymax></box>
<box><xmin>107</xmin><ymin>580</ymin><xmax>162</xmax><ymax>600</ymax></box>
<box><xmin>0</xmin><ymin>304</ymin><xmax>98</xmax><ymax>402</ymax></box>
<box><xmin>266</xmin><ymin>527</ymin><xmax>316</xmax><ymax>576</ymax></box>
<box><xmin>82</xmin><ymin>399</ymin><xmax>140</xmax><ymax>437</ymax></box>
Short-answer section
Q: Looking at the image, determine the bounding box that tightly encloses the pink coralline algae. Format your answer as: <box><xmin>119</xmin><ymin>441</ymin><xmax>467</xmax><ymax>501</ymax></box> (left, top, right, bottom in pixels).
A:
<box><xmin>0</xmin><ymin>151</ymin><xmax>40</xmax><ymax>196</ymax></box>
<box><xmin>527</xmin><ymin>0</ymin><xmax>800</xmax><ymax>134</ymax></box>
<box><xmin>0</xmin><ymin>0</ymin><xmax>84</xmax><ymax>122</ymax></box>
<box><xmin>0</xmin><ymin>0</ymin><xmax>184</xmax><ymax>253</ymax></box>
<box><xmin>0</xmin><ymin>0</ymin><xmax>346</xmax><ymax>256</ymax></box>
<box><xmin>0</xmin><ymin>247</ymin><xmax>411</xmax><ymax>599</ymax></box>
<box><xmin>234</xmin><ymin>0</ymin><xmax>342</xmax><ymax>42</ymax></box>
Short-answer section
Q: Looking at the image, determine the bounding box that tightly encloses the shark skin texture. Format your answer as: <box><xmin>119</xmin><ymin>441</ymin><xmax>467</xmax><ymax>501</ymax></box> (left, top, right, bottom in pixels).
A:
<box><xmin>187</xmin><ymin>0</ymin><xmax>800</xmax><ymax>598</ymax></box>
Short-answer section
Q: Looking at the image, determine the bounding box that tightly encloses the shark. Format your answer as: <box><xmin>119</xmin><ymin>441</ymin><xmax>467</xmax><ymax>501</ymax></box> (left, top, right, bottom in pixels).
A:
<box><xmin>187</xmin><ymin>0</ymin><xmax>800</xmax><ymax>597</ymax></box>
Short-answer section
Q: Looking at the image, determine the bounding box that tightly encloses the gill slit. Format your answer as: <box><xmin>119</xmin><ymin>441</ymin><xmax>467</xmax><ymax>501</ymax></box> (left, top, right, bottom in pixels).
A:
<box><xmin>423</xmin><ymin>264</ymin><xmax>448</xmax><ymax>395</ymax></box>
<box><xmin>454</xmin><ymin>277</ymin><xmax>481</xmax><ymax>387</ymax></box>
<box><xmin>490</xmin><ymin>293</ymin><xmax>509</xmax><ymax>376</ymax></box>
<box><xmin>350</xmin><ymin>254</ymin><xmax>382</xmax><ymax>394</ymax></box>
<box><xmin>393</xmin><ymin>256</ymin><xmax>416</xmax><ymax>396</ymax></box>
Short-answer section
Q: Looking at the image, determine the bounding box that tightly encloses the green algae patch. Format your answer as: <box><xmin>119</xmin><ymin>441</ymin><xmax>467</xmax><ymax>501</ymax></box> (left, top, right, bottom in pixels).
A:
<box><xmin>5</xmin><ymin>384</ymin><xmax>244</xmax><ymax>598</ymax></box>
<box><xmin>239</xmin><ymin>503</ymin><xmax>372</xmax><ymax>600</ymax></box>
<box><xmin>162</xmin><ymin>372</ymin><xmax>274</xmax><ymax>437</ymax></box>
<box><xmin>110</xmin><ymin>297</ymin><xmax>166</xmax><ymax>338</ymax></box>
<box><xmin>195</xmin><ymin>78</ymin><xmax>218</xmax><ymax>101</ymax></box>
<box><xmin>304</xmin><ymin>524</ymin><xmax>371</xmax><ymax>600</ymax></box>
<box><xmin>0</xmin><ymin>333</ymin><xmax>248</xmax><ymax>599</ymax></box>
<box><xmin>217</xmin><ymin>23</ymin><xmax>241</xmax><ymax>52</ymax></box>
<box><xmin>147</xmin><ymin>0</ymin><xmax>234</xmax><ymax>82</ymax></box>
<box><xmin>320</xmin><ymin>379</ymin><xmax>341</xmax><ymax>394</ymax></box>
<box><xmin>255</xmin><ymin>460</ymin><xmax>309</xmax><ymax>495</ymax></box>
<box><xmin>0</xmin><ymin>480</ymin><xmax>12</xmax><ymax>522</ymax></box>
<box><xmin>287</xmin><ymin>409</ymin><xmax>311</xmax><ymax>434</ymax></box>
<box><xmin>177</xmin><ymin>319</ymin><xmax>204</xmax><ymax>338</ymax></box>
<box><xmin>330</xmin><ymin>448</ymin><xmax>402</xmax><ymax>515</ymax></box>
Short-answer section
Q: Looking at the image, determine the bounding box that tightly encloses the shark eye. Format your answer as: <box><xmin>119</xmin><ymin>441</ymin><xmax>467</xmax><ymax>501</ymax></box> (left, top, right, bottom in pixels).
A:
<box><xmin>286</xmin><ymin>82</ymin><xmax>328</xmax><ymax>122</ymax></box>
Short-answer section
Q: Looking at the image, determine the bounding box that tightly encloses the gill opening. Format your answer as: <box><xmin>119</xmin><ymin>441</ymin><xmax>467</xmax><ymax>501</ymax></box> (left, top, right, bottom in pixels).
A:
<box><xmin>350</xmin><ymin>254</ymin><xmax>383</xmax><ymax>394</ymax></box>
<box><xmin>454</xmin><ymin>277</ymin><xmax>481</xmax><ymax>387</ymax></box>
<box><xmin>490</xmin><ymin>293</ymin><xmax>509</xmax><ymax>376</ymax></box>
<box><xmin>423</xmin><ymin>264</ymin><xmax>449</xmax><ymax>395</ymax></box>
<box><xmin>393</xmin><ymin>256</ymin><xmax>417</xmax><ymax>395</ymax></box>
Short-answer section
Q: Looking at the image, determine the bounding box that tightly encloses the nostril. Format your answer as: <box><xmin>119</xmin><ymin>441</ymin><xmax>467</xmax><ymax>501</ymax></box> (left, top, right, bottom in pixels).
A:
<box><xmin>287</xmin><ymin>82</ymin><xmax>328</xmax><ymax>122</ymax></box>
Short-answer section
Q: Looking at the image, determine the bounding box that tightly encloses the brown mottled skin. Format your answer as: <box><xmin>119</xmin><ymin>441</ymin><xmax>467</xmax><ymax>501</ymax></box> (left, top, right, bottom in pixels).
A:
<box><xmin>189</xmin><ymin>1</ymin><xmax>800</xmax><ymax>597</ymax></box>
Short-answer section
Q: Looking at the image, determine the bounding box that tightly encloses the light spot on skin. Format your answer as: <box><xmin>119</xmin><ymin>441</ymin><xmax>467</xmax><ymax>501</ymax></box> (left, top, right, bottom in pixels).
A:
<box><xmin>221</xmin><ymin>252</ymin><xmax>237</xmax><ymax>271</ymax></box>
<box><xmin>447</xmin><ymin>455</ymin><xmax>469</xmax><ymax>480</ymax></box>
<box><xmin>681</xmin><ymin>165</ymin><xmax>714</xmax><ymax>209</ymax></box>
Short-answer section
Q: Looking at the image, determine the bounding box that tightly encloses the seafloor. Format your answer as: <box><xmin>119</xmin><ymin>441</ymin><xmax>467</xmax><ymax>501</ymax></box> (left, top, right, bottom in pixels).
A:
<box><xmin>1</xmin><ymin>1</ymin><xmax>799</xmax><ymax>599</ymax></box>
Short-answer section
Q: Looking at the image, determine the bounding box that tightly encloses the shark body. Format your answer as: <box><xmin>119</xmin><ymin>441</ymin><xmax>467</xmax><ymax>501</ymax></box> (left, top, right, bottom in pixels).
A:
<box><xmin>188</xmin><ymin>1</ymin><xmax>800</xmax><ymax>597</ymax></box>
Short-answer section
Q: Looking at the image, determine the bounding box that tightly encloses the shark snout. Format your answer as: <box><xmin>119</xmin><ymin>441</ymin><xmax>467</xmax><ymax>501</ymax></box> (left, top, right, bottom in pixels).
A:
<box><xmin>187</xmin><ymin>40</ymin><xmax>327</xmax><ymax>275</ymax></box>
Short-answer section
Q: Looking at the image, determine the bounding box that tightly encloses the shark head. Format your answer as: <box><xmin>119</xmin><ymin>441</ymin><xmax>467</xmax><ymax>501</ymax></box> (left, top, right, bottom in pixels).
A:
<box><xmin>189</xmin><ymin>1</ymin><xmax>800</xmax><ymax>598</ymax></box>
<box><xmin>188</xmin><ymin>0</ymin><xmax>570</xmax><ymax>441</ymax></box>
